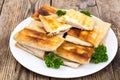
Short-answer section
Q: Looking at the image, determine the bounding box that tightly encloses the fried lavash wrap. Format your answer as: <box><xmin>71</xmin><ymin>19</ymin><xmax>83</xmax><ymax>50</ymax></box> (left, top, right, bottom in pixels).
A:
<box><xmin>13</xmin><ymin>5</ymin><xmax>111</xmax><ymax>69</ymax></box>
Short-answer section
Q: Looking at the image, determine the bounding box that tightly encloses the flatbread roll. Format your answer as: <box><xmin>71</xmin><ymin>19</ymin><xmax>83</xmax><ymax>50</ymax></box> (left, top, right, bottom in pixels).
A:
<box><xmin>16</xmin><ymin>43</ymin><xmax>80</xmax><ymax>68</ymax></box>
<box><xmin>14</xmin><ymin>28</ymin><xmax>64</xmax><ymax>51</ymax></box>
<box><xmin>39</xmin><ymin>15</ymin><xmax>72</xmax><ymax>35</ymax></box>
<box><xmin>65</xmin><ymin>17</ymin><xmax>111</xmax><ymax>47</ymax></box>
<box><xmin>61</xmin><ymin>9</ymin><xmax>95</xmax><ymax>30</ymax></box>
<box><xmin>55</xmin><ymin>41</ymin><xmax>94</xmax><ymax>64</ymax></box>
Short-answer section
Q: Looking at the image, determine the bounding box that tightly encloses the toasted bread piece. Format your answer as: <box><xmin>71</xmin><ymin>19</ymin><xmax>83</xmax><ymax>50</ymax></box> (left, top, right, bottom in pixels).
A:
<box><xmin>16</xmin><ymin>42</ymin><xmax>80</xmax><ymax>68</ymax></box>
<box><xmin>55</xmin><ymin>41</ymin><xmax>94</xmax><ymax>64</ymax></box>
<box><xmin>14</xmin><ymin>28</ymin><xmax>64</xmax><ymax>51</ymax></box>
<box><xmin>39</xmin><ymin>15</ymin><xmax>72</xmax><ymax>35</ymax></box>
<box><xmin>25</xmin><ymin>20</ymin><xmax>46</xmax><ymax>33</ymax></box>
<box><xmin>32</xmin><ymin>5</ymin><xmax>57</xmax><ymax>21</ymax></box>
<box><xmin>61</xmin><ymin>9</ymin><xmax>95</xmax><ymax>30</ymax></box>
<box><xmin>16</xmin><ymin>42</ymin><xmax>45</xmax><ymax>60</ymax></box>
<box><xmin>66</xmin><ymin>18</ymin><xmax>111</xmax><ymax>47</ymax></box>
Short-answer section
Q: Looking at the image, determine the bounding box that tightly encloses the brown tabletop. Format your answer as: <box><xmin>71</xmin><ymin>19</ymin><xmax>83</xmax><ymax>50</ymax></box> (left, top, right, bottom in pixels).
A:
<box><xmin>0</xmin><ymin>0</ymin><xmax>120</xmax><ymax>80</ymax></box>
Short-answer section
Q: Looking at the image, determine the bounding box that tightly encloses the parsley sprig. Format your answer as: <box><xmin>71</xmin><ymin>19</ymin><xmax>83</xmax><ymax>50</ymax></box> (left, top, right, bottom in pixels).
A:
<box><xmin>91</xmin><ymin>45</ymin><xmax>108</xmax><ymax>64</ymax></box>
<box><xmin>45</xmin><ymin>53</ymin><xmax>63</xmax><ymax>69</ymax></box>
<box><xmin>56</xmin><ymin>10</ymin><xmax>66</xmax><ymax>16</ymax></box>
<box><xmin>80</xmin><ymin>10</ymin><xmax>92</xmax><ymax>17</ymax></box>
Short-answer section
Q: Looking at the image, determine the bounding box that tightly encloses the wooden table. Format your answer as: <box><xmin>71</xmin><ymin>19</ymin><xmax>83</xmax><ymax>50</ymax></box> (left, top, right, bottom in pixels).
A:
<box><xmin>0</xmin><ymin>0</ymin><xmax>120</xmax><ymax>80</ymax></box>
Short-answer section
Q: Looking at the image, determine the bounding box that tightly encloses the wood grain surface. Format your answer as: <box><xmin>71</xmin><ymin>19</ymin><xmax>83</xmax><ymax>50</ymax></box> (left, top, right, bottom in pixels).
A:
<box><xmin>0</xmin><ymin>0</ymin><xmax>120</xmax><ymax>80</ymax></box>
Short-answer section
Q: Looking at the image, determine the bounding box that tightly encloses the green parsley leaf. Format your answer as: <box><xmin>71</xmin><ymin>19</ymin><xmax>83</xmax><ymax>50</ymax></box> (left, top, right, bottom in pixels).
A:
<box><xmin>91</xmin><ymin>45</ymin><xmax>108</xmax><ymax>64</ymax></box>
<box><xmin>56</xmin><ymin>10</ymin><xmax>66</xmax><ymax>16</ymax></box>
<box><xmin>80</xmin><ymin>10</ymin><xmax>91</xmax><ymax>17</ymax></box>
<box><xmin>45</xmin><ymin>53</ymin><xmax>63</xmax><ymax>69</ymax></box>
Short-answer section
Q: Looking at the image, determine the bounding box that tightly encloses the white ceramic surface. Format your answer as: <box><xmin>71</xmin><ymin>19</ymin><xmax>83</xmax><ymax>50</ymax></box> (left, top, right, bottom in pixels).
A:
<box><xmin>9</xmin><ymin>17</ymin><xmax>118</xmax><ymax>78</ymax></box>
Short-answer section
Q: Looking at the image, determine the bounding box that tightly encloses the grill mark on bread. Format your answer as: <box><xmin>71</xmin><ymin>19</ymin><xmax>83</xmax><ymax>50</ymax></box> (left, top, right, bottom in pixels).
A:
<box><xmin>23</xmin><ymin>28</ymin><xmax>51</xmax><ymax>39</ymax></box>
<box><xmin>67</xmin><ymin>28</ymin><xmax>93</xmax><ymax>43</ymax></box>
<box><xmin>70</xmin><ymin>48</ymin><xmax>90</xmax><ymax>60</ymax></box>
<box><xmin>68</xmin><ymin>28</ymin><xmax>80</xmax><ymax>37</ymax></box>
<box><xmin>56</xmin><ymin>41</ymin><xmax>94</xmax><ymax>63</ymax></box>
<box><xmin>73</xmin><ymin>51</ymin><xmax>89</xmax><ymax>60</ymax></box>
<box><xmin>27</xmin><ymin>36</ymin><xmax>43</xmax><ymax>42</ymax></box>
<box><xmin>32</xmin><ymin>5</ymin><xmax>57</xmax><ymax>20</ymax></box>
<box><xmin>38</xmin><ymin>8</ymin><xmax>50</xmax><ymax>16</ymax></box>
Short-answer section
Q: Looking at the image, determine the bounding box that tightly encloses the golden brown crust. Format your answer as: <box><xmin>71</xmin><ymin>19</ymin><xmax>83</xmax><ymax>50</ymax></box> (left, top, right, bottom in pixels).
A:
<box><xmin>14</xmin><ymin>28</ymin><xmax>64</xmax><ymax>51</ymax></box>
<box><xmin>68</xmin><ymin>28</ymin><xmax>91</xmax><ymax>42</ymax></box>
<box><xmin>40</xmin><ymin>15</ymin><xmax>59</xmax><ymax>31</ymax></box>
<box><xmin>61</xmin><ymin>9</ymin><xmax>95</xmax><ymax>30</ymax></box>
<box><xmin>31</xmin><ymin>5</ymin><xmax>57</xmax><ymax>21</ymax></box>
<box><xmin>56</xmin><ymin>41</ymin><xmax>94</xmax><ymax>64</ymax></box>
<box><xmin>39</xmin><ymin>15</ymin><xmax>71</xmax><ymax>33</ymax></box>
<box><xmin>67</xmin><ymin>18</ymin><xmax>111</xmax><ymax>47</ymax></box>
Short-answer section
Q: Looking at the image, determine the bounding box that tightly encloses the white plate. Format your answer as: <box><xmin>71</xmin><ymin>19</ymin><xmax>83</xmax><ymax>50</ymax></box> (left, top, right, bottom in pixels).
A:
<box><xmin>9</xmin><ymin>17</ymin><xmax>118</xmax><ymax>78</ymax></box>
